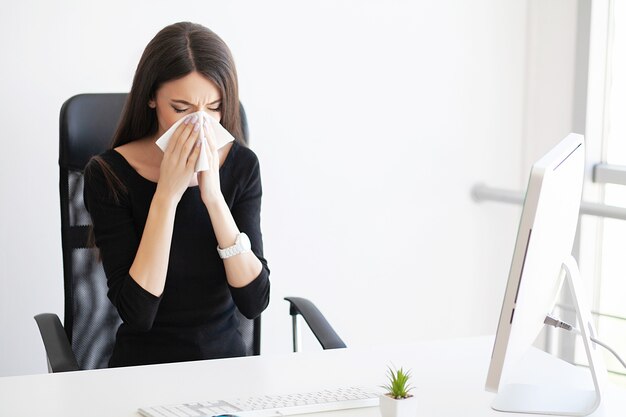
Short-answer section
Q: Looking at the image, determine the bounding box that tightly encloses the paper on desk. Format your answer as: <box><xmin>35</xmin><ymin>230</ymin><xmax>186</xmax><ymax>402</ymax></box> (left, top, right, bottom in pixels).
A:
<box><xmin>155</xmin><ymin>111</ymin><xmax>234</xmax><ymax>172</ymax></box>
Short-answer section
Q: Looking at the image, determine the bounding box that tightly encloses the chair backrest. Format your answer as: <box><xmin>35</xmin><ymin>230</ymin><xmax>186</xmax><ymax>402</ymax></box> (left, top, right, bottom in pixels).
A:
<box><xmin>59</xmin><ymin>94</ymin><xmax>259</xmax><ymax>369</ymax></box>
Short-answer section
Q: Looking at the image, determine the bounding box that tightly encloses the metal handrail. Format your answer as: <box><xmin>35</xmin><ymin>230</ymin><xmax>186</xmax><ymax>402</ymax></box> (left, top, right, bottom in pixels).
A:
<box><xmin>594</xmin><ymin>163</ymin><xmax>626</xmax><ymax>186</ymax></box>
<box><xmin>471</xmin><ymin>184</ymin><xmax>626</xmax><ymax>221</ymax></box>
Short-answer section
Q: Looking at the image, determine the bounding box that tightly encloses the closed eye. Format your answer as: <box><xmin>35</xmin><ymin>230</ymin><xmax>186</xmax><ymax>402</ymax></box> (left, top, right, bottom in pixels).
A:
<box><xmin>171</xmin><ymin>105</ymin><xmax>189</xmax><ymax>113</ymax></box>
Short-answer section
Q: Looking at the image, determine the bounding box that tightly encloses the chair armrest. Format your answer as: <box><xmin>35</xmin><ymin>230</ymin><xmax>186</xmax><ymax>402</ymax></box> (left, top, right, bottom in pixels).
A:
<box><xmin>33</xmin><ymin>313</ymin><xmax>80</xmax><ymax>372</ymax></box>
<box><xmin>284</xmin><ymin>297</ymin><xmax>346</xmax><ymax>350</ymax></box>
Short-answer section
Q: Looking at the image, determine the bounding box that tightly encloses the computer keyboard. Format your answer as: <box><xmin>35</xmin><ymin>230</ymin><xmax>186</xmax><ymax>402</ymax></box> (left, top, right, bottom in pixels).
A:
<box><xmin>138</xmin><ymin>386</ymin><xmax>380</xmax><ymax>417</ymax></box>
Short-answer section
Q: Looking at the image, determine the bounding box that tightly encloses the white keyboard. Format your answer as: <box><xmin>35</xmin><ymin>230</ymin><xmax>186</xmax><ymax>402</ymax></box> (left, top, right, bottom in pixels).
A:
<box><xmin>138</xmin><ymin>386</ymin><xmax>380</xmax><ymax>417</ymax></box>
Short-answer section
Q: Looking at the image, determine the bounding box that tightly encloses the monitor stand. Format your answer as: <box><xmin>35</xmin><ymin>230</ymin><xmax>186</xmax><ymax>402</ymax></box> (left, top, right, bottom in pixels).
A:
<box><xmin>492</xmin><ymin>255</ymin><xmax>607</xmax><ymax>416</ymax></box>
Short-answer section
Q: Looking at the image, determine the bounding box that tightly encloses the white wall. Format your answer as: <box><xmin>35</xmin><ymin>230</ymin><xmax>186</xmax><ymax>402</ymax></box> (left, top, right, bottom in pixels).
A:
<box><xmin>0</xmin><ymin>0</ymin><xmax>550</xmax><ymax>377</ymax></box>
<box><xmin>522</xmin><ymin>0</ymin><xmax>587</xmax><ymax>168</ymax></box>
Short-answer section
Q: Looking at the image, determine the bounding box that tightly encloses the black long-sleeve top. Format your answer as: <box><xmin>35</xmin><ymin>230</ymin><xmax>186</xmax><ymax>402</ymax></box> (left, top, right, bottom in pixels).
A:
<box><xmin>83</xmin><ymin>141</ymin><xmax>270</xmax><ymax>367</ymax></box>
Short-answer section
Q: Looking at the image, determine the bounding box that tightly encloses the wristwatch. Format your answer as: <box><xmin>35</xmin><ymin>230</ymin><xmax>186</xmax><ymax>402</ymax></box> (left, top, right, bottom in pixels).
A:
<box><xmin>217</xmin><ymin>232</ymin><xmax>252</xmax><ymax>259</ymax></box>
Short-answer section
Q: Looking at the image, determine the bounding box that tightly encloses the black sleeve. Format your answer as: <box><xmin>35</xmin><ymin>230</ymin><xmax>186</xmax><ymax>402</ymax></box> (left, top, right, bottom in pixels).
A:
<box><xmin>83</xmin><ymin>158</ymin><xmax>161</xmax><ymax>331</ymax></box>
<box><xmin>228</xmin><ymin>153</ymin><xmax>271</xmax><ymax>320</ymax></box>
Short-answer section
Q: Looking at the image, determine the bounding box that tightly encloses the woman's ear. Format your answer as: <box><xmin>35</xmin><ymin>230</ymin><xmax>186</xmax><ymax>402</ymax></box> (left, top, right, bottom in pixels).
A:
<box><xmin>148</xmin><ymin>99</ymin><xmax>156</xmax><ymax>109</ymax></box>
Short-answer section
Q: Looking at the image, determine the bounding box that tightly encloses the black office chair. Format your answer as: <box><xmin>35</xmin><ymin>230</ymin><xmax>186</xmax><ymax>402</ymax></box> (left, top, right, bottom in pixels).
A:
<box><xmin>34</xmin><ymin>93</ymin><xmax>345</xmax><ymax>373</ymax></box>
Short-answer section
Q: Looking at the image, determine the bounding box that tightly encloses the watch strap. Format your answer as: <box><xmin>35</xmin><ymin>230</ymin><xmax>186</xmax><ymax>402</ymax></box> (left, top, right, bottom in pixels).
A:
<box><xmin>217</xmin><ymin>232</ymin><xmax>251</xmax><ymax>259</ymax></box>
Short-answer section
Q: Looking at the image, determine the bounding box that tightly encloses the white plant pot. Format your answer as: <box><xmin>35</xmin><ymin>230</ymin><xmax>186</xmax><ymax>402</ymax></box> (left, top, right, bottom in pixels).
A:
<box><xmin>379</xmin><ymin>393</ymin><xmax>418</xmax><ymax>417</ymax></box>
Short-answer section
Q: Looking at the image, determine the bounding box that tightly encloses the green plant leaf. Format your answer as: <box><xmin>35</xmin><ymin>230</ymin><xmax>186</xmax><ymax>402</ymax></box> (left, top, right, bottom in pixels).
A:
<box><xmin>382</xmin><ymin>365</ymin><xmax>414</xmax><ymax>399</ymax></box>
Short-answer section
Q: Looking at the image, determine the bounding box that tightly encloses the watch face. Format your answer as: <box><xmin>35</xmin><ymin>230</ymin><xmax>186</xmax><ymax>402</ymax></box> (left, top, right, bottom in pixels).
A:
<box><xmin>239</xmin><ymin>232</ymin><xmax>252</xmax><ymax>251</ymax></box>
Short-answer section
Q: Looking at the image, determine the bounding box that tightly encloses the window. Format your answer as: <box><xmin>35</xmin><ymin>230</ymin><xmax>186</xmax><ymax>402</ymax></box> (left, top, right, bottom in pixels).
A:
<box><xmin>574</xmin><ymin>0</ymin><xmax>626</xmax><ymax>383</ymax></box>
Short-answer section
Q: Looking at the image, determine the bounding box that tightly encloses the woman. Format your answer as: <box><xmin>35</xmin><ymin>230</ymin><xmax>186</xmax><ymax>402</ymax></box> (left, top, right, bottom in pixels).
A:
<box><xmin>83</xmin><ymin>22</ymin><xmax>270</xmax><ymax>367</ymax></box>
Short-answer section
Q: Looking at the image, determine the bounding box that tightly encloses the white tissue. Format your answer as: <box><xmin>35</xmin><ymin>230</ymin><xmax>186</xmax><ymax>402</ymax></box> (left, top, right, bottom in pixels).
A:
<box><xmin>155</xmin><ymin>111</ymin><xmax>235</xmax><ymax>172</ymax></box>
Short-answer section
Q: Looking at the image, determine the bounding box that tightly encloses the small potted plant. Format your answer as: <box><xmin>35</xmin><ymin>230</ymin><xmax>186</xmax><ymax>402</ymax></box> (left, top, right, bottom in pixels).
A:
<box><xmin>379</xmin><ymin>365</ymin><xmax>418</xmax><ymax>417</ymax></box>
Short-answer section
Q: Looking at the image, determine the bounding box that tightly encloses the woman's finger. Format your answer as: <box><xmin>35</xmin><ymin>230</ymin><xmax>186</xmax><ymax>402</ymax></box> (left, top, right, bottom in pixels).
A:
<box><xmin>165</xmin><ymin>115</ymin><xmax>192</xmax><ymax>154</ymax></box>
<box><xmin>186</xmin><ymin>138</ymin><xmax>202</xmax><ymax>170</ymax></box>
<box><xmin>181</xmin><ymin>122</ymin><xmax>201</xmax><ymax>162</ymax></box>
<box><xmin>171</xmin><ymin>114</ymin><xmax>197</xmax><ymax>158</ymax></box>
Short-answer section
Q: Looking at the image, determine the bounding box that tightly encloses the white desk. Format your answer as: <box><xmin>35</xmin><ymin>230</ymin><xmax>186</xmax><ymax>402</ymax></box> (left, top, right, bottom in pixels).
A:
<box><xmin>1</xmin><ymin>336</ymin><xmax>624</xmax><ymax>416</ymax></box>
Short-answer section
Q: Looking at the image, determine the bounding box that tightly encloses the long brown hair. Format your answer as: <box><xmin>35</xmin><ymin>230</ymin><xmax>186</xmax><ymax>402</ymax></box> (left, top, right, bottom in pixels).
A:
<box><xmin>114</xmin><ymin>21</ymin><xmax>244</xmax><ymax>147</ymax></box>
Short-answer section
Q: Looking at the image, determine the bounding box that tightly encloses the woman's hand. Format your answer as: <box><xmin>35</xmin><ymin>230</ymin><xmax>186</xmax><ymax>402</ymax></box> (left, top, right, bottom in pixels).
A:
<box><xmin>198</xmin><ymin>120</ymin><xmax>223</xmax><ymax>205</ymax></box>
<box><xmin>155</xmin><ymin>114</ymin><xmax>202</xmax><ymax>204</ymax></box>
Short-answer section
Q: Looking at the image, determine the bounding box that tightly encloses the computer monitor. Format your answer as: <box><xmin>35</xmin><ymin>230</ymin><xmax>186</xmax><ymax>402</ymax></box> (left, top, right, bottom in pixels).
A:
<box><xmin>485</xmin><ymin>133</ymin><xmax>606</xmax><ymax>416</ymax></box>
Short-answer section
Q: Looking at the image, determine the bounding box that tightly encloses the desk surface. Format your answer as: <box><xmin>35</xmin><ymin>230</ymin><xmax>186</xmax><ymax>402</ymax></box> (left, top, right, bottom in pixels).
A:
<box><xmin>1</xmin><ymin>336</ymin><xmax>624</xmax><ymax>416</ymax></box>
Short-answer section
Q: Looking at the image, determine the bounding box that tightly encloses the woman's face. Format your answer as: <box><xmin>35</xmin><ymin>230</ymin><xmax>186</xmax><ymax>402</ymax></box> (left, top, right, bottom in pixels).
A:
<box><xmin>149</xmin><ymin>71</ymin><xmax>222</xmax><ymax>138</ymax></box>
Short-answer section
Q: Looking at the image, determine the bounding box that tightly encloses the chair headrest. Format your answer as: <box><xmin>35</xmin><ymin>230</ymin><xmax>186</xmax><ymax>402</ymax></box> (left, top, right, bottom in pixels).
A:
<box><xmin>59</xmin><ymin>93</ymin><xmax>128</xmax><ymax>171</ymax></box>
